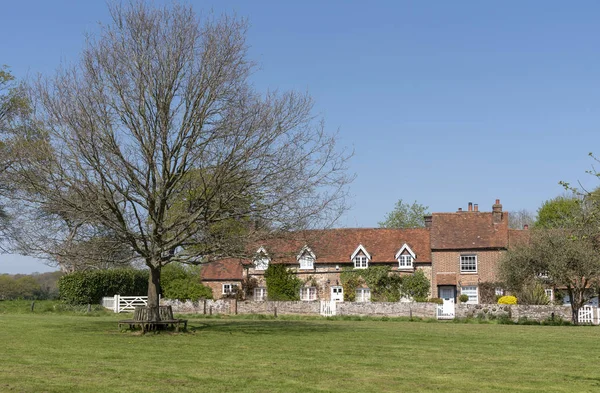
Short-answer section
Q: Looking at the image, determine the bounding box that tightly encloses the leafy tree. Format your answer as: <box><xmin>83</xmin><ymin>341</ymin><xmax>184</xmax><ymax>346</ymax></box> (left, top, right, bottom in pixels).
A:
<box><xmin>161</xmin><ymin>263</ymin><xmax>213</xmax><ymax>301</ymax></box>
<box><xmin>1</xmin><ymin>3</ymin><xmax>351</xmax><ymax>311</ymax></box>
<box><xmin>534</xmin><ymin>196</ymin><xmax>581</xmax><ymax>229</ymax></box>
<box><xmin>499</xmin><ymin>228</ymin><xmax>600</xmax><ymax>324</ymax></box>
<box><xmin>264</xmin><ymin>264</ymin><xmax>302</xmax><ymax>301</ymax></box>
<box><xmin>379</xmin><ymin>200</ymin><xmax>429</xmax><ymax>228</ymax></box>
<box><xmin>0</xmin><ymin>274</ymin><xmax>42</xmax><ymax>300</ymax></box>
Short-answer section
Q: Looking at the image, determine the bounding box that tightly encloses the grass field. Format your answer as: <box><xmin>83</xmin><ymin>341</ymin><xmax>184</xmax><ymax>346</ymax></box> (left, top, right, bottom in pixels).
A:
<box><xmin>1</xmin><ymin>301</ymin><xmax>600</xmax><ymax>392</ymax></box>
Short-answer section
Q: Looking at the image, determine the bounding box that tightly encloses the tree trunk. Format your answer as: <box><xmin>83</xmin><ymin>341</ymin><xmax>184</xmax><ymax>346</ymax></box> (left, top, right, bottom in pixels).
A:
<box><xmin>147</xmin><ymin>264</ymin><xmax>162</xmax><ymax>321</ymax></box>
<box><xmin>568</xmin><ymin>288</ymin><xmax>579</xmax><ymax>325</ymax></box>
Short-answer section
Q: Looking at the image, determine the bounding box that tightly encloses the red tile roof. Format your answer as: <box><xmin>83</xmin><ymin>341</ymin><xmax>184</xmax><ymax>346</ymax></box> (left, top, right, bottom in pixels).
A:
<box><xmin>251</xmin><ymin>228</ymin><xmax>431</xmax><ymax>264</ymax></box>
<box><xmin>201</xmin><ymin>258</ymin><xmax>244</xmax><ymax>281</ymax></box>
<box><xmin>430</xmin><ymin>212</ymin><xmax>508</xmax><ymax>250</ymax></box>
<box><xmin>508</xmin><ymin>229</ymin><xmax>530</xmax><ymax>248</ymax></box>
<box><xmin>436</xmin><ymin>273</ymin><xmax>457</xmax><ymax>286</ymax></box>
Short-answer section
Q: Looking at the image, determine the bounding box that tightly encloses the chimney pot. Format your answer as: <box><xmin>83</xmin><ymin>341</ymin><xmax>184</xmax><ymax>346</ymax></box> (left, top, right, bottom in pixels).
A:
<box><xmin>474</xmin><ymin>204</ymin><xmax>478</xmax><ymax>212</ymax></box>
<box><xmin>495</xmin><ymin>199</ymin><xmax>500</xmax><ymax>205</ymax></box>
<box><xmin>458</xmin><ymin>208</ymin><xmax>463</xmax><ymax>212</ymax></box>
<box><xmin>468</xmin><ymin>202</ymin><xmax>473</xmax><ymax>212</ymax></box>
<box><xmin>524</xmin><ymin>224</ymin><xmax>529</xmax><ymax>230</ymax></box>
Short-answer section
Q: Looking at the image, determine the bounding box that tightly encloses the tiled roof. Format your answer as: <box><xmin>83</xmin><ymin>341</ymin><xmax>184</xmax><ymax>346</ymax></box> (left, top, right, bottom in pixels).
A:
<box><xmin>508</xmin><ymin>229</ymin><xmax>530</xmax><ymax>248</ymax></box>
<box><xmin>201</xmin><ymin>258</ymin><xmax>244</xmax><ymax>281</ymax></box>
<box><xmin>430</xmin><ymin>212</ymin><xmax>508</xmax><ymax>250</ymax></box>
<box><xmin>436</xmin><ymin>273</ymin><xmax>457</xmax><ymax>286</ymax></box>
<box><xmin>251</xmin><ymin>228</ymin><xmax>431</xmax><ymax>264</ymax></box>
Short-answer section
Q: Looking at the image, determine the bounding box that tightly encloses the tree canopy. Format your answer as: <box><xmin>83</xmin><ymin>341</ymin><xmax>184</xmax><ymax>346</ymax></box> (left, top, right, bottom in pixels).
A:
<box><xmin>378</xmin><ymin>199</ymin><xmax>429</xmax><ymax>229</ymax></box>
<box><xmin>534</xmin><ymin>195</ymin><xmax>581</xmax><ymax>229</ymax></box>
<box><xmin>0</xmin><ymin>3</ymin><xmax>352</xmax><ymax>308</ymax></box>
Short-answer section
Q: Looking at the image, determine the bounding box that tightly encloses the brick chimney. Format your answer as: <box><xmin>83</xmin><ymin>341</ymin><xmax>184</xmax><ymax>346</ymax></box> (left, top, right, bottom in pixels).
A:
<box><xmin>424</xmin><ymin>215</ymin><xmax>432</xmax><ymax>228</ymax></box>
<box><xmin>468</xmin><ymin>202</ymin><xmax>473</xmax><ymax>212</ymax></box>
<box><xmin>474</xmin><ymin>204</ymin><xmax>478</xmax><ymax>212</ymax></box>
<box><xmin>492</xmin><ymin>199</ymin><xmax>502</xmax><ymax>224</ymax></box>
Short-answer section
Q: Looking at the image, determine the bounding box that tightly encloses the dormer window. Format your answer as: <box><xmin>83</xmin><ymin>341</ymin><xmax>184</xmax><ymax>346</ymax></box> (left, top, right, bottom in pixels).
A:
<box><xmin>354</xmin><ymin>255</ymin><xmax>368</xmax><ymax>269</ymax></box>
<box><xmin>254</xmin><ymin>247</ymin><xmax>270</xmax><ymax>271</ymax></box>
<box><xmin>395</xmin><ymin>243</ymin><xmax>416</xmax><ymax>270</ymax></box>
<box><xmin>398</xmin><ymin>255</ymin><xmax>413</xmax><ymax>269</ymax></box>
<box><xmin>351</xmin><ymin>244</ymin><xmax>371</xmax><ymax>269</ymax></box>
<box><xmin>297</xmin><ymin>245</ymin><xmax>316</xmax><ymax>270</ymax></box>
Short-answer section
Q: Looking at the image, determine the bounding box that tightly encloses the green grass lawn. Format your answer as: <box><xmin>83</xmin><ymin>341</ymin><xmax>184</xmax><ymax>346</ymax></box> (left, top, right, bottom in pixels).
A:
<box><xmin>1</xmin><ymin>301</ymin><xmax>599</xmax><ymax>392</ymax></box>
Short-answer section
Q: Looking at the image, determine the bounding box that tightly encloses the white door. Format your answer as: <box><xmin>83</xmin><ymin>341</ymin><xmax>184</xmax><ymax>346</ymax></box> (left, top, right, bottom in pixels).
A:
<box><xmin>439</xmin><ymin>286</ymin><xmax>455</xmax><ymax>316</ymax></box>
<box><xmin>330</xmin><ymin>286</ymin><xmax>344</xmax><ymax>302</ymax></box>
<box><xmin>439</xmin><ymin>287</ymin><xmax>454</xmax><ymax>304</ymax></box>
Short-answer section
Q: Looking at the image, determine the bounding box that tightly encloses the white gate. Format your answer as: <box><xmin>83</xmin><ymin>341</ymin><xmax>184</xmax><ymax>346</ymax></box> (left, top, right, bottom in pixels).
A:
<box><xmin>320</xmin><ymin>300</ymin><xmax>337</xmax><ymax>317</ymax></box>
<box><xmin>578</xmin><ymin>305</ymin><xmax>595</xmax><ymax>324</ymax></box>
<box><xmin>101</xmin><ymin>295</ymin><xmax>149</xmax><ymax>313</ymax></box>
<box><xmin>436</xmin><ymin>304</ymin><xmax>455</xmax><ymax>320</ymax></box>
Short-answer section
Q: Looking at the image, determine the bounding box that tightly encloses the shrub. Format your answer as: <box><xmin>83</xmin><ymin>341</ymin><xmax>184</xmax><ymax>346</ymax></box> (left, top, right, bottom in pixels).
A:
<box><xmin>498</xmin><ymin>295</ymin><xmax>518</xmax><ymax>305</ymax></box>
<box><xmin>264</xmin><ymin>263</ymin><xmax>302</xmax><ymax>301</ymax></box>
<box><xmin>428</xmin><ymin>298</ymin><xmax>443</xmax><ymax>304</ymax></box>
<box><xmin>458</xmin><ymin>294</ymin><xmax>469</xmax><ymax>303</ymax></box>
<box><xmin>401</xmin><ymin>270</ymin><xmax>430</xmax><ymax>301</ymax></box>
<box><xmin>58</xmin><ymin>269</ymin><xmax>148</xmax><ymax>304</ymax></box>
<box><xmin>161</xmin><ymin>263</ymin><xmax>213</xmax><ymax>301</ymax></box>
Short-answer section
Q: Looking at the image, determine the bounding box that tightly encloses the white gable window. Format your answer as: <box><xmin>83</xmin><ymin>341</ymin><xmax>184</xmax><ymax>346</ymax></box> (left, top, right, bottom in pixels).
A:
<box><xmin>354</xmin><ymin>255</ymin><xmax>368</xmax><ymax>269</ymax></box>
<box><xmin>461</xmin><ymin>286</ymin><xmax>478</xmax><ymax>304</ymax></box>
<box><xmin>460</xmin><ymin>255</ymin><xmax>477</xmax><ymax>273</ymax></box>
<box><xmin>254</xmin><ymin>247</ymin><xmax>270</xmax><ymax>270</ymax></box>
<box><xmin>395</xmin><ymin>244</ymin><xmax>416</xmax><ymax>270</ymax></box>
<box><xmin>254</xmin><ymin>287</ymin><xmax>267</xmax><ymax>301</ymax></box>
<box><xmin>398</xmin><ymin>255</ymin><xmax>413</xmax><ymax>269</ymax></box>
<box><xmin>300</xmin><ymin>287</ymin><xmax>317</xmax><ymax>301</ymax></box>
<box><xmin>297</xmin><ymin>245</ymin><xmax>316</xmax><ymax>270</ymax></box>
<box><xmin>351</xmin><ymin>244</ymin><xmax>371</xmax><ymax>269</ymax></box>
<box><xmin>356</xmin><ymin>288</ymin><xmax>371</xmax><ymax>302</ymax></box>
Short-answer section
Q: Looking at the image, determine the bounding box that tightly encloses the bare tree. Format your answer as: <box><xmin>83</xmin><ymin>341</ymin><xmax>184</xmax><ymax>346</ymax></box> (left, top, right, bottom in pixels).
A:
<box><xmin>507</xmin><ymin>209</ymin><xmax>536</xmax><ymax>229</ymax></box>
<box><xmin>2</xmin><ymin>2</ymin><xmax>352</xmax><ymax>311</ymax></box>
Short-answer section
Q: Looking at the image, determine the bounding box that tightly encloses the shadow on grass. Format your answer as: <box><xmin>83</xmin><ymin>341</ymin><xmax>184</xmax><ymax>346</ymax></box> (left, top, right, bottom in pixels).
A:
<box><xmin>189</xmin><ymin>319</ymin><xmax>351</xmax><ymax>335</ymax></box>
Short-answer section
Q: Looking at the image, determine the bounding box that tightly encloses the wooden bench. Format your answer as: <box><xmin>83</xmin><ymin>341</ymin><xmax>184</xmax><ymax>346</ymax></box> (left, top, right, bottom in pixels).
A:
<box><xmin>118</xmin><ymin>305</ymin><xmax>188</xmax><ymax>332</ymax></box>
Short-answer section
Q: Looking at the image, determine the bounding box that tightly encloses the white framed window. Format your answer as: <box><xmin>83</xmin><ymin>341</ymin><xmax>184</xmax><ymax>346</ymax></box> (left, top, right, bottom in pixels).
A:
<box><xmin>254</xmin><ymin>287</ymin><xmax>267</xmax><ymax>301</ymax></box>
<box><xmin>356</xmin><ymin>288</ymin><xmax>371</xmax><ymax>302</ymax></box>
<box><xmin>461</xmin><ymin>286</ymin><xmax>478</xmax><ymax>304</ymax></box>
<box><xmin>398</xmin><ymin>255</ymin><xmax>413</xmax><ymax>269</ymax></box>
<box><xmin>495</xmin><ymin>288</ymin><xmax>504</xmax><ymax>296</ymax></box>
<box><xmin>222</xmin><ymin>283</ymin><xmax>237</xmax><ymax>295</ymax></box>
<box><xmin>351</xmin><ymin>244</ymin><xmax>371</xmax><ymax>269</ymax></box>
<box><xmin>460</xmin><ymin>255</ymin><xmax>477</xmax><ymax>273</ymax></box>
<box><xmin>354</xmin><ymin>255</ymin><xmax>369</xmax><ymax>269</ymax></box>
<box><xmin>299</xmin><ymin>255</ymin><xmax>314</xmax><ymax>270</ymax></box>
<box><xmin>300</xmin><ymin>287</ymin><xmax>317</xmax><ymax>301</ymax></box>
<box><xmin>545</xmin><ymin>288</ymin><xmax>553</xmax><ymax>302</ymax></box>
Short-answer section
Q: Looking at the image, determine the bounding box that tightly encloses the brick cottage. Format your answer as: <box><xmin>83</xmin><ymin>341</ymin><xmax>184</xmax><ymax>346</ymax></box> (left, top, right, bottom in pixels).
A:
<box><xmin>201</xmin><ymin>199</ymin><xmax>528</xmax><ymax>305</ymax></box>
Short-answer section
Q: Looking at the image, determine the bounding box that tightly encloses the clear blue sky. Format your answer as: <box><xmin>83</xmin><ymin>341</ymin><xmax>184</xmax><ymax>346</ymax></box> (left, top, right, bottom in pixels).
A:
<box><xmin>2</xmin><ymin>0</ymin><xmax>600</xmax><ymax>273</ymax></box>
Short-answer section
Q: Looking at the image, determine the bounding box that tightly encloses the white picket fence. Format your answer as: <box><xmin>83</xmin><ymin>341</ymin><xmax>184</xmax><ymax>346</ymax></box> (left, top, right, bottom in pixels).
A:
<box><xmin>320</xmin><ymin>300</ymin><xmax>337</xmax><ymax>317</ymax></box>
<box><xmin>578</xmin><ymin>305</ymin><xmax>596</xmax><ymax>324</ymax></box>
<box><xmin>101</xmin><ymin>295</ymin><xmax>150</xmax><ymax>313</ymax></box>
<box><xmin>436</xmin><ymin>304</ymin><xmax>455</xmax><ymax>320</ymax></box>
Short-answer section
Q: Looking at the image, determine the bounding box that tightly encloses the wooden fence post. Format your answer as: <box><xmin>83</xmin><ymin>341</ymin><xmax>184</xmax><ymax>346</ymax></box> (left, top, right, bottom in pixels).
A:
<box><xmin>31</xmin><ymin>301</ymin><xmax>35</xmax><ymax>312</ymax></box>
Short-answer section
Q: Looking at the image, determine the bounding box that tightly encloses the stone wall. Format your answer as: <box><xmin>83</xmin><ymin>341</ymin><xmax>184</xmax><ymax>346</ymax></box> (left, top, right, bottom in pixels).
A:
<box><xmin>163</xmin><ymin>298</ymin><xmax>576</xmax><ymax>322</ymax></box>
<box><xmin>456</xmin><ymin>303</ymin><xmax>572</xmax><ymax>322</ymax></box>
<box><xmin>337</xmin><ymin>302</ymin><xmax>437</xmax><ymax>318</ymax></box>
<box><xmin>162</xmin><ymin>298</ymin><xmax>234</xmax><ymax>315</ymax></box>
<box><xmin>237</xmin><ymin>300</ymin><xmax>320</xmax><ymax>315</ymax></box>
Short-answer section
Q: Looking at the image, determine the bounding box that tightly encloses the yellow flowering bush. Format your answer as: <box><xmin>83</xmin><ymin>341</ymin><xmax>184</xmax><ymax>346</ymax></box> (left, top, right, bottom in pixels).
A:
<box><xmin>498</xmin><ymin>295</ymin><xmax>517</xmax><ymax>305</ymax></box>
